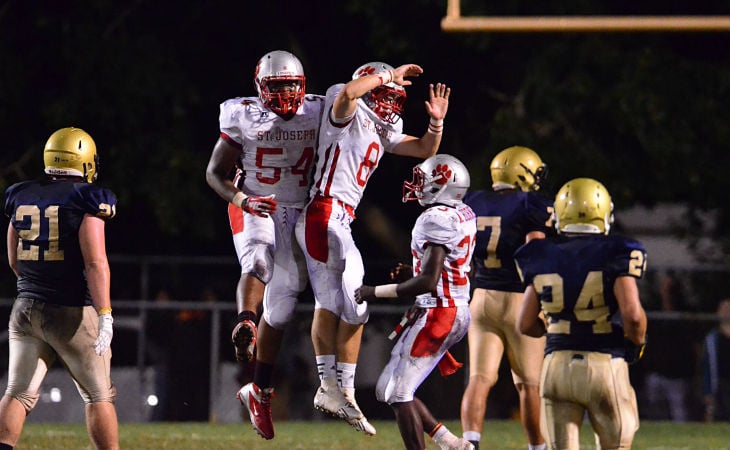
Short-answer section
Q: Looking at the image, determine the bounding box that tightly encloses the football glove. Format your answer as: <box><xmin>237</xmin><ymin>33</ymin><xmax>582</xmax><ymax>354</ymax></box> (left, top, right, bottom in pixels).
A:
<box><xmin>242</xmin><ymin>194</ymin><xmax>277</xmax><ymax>217</ymax></box>
<box><xmin>94</xmin><ymin>312</ymin><xmax>114</xmax><ymax>356</ymax></box>
<box><xmin>624</xmin><ymin>338</ymin><xmax>646</xmax><ymax>365</ymax></box>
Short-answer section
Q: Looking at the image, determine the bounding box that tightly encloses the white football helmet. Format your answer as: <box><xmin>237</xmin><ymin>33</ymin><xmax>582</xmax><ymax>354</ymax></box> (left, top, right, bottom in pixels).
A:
<box><xmin>352</xmin><ymin>62</ymin><xmax>406</xmax><ymax>124</ymax></box>
<box><xmin>254</xmin><ymin>50</ymin><xmax>306</xmax><ymax>118</ymax></box>
<box><xmin>554</xmin><ymin>177</ymin><xmax>614</xmax><ymax>235</ymax></box>
<box><xmin>403</xmin><ymin>154</ymin><xmax>470</xmax><ymax>207</ymax></box>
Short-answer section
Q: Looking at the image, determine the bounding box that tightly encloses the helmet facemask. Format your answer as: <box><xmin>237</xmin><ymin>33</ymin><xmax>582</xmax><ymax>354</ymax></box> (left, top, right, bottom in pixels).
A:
<box><xmin>258</xmin><ymin>76</ymin><xmax>305</xmax><ymax>119</ymax></box>
<box><xmin>365</xmin><ymin>85</ymin><xmax>406</xmax><ymax>124</ymax></box>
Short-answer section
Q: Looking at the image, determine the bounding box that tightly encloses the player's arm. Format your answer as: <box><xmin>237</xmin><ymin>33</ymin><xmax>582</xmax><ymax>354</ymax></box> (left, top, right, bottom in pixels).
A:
<box><xmin>355</xmin><ymin>244</ymin><xmax>445</xmax><ymax>303</ymax></box>
<box><xmin>332</xmin><ymin>63</ymin><xmax>423</xmax><ymax>121</ymax></box>
<box><xmin>516</xmin><ymin>284</ymin><xmax>547</xmax><ymax>337</ymax></box>
<box><xmin>614</xmin><ymin>275</ymin><xmax>647</xmax><ymax>345</ymax></box>
<box><xmin>80</xmin><ymin>214</ymin><xmax>111</xmax><ymax>314</ymax></box>
<box><xmin>391</xmin><ymin>82</ymin><xmax>451</xmax><ymax>159</ymax></box>
<box><xmin>80</xmin><ymin>213</ymin><xmax>115</xmax><ymax>356</ymax></box>
<box><xmin>6</xmin><ymin>223</ymin><xmax>18</xmax><ymax>277</ymax></box>
<box><xmin>205</xmin><ymin>137</ymin><xmax>243</xmax><ymax>203</ymax></box>
<box><xmin>205</xmin><ymin>137</ymin><xmax>276</xmax><ymax>217</ymax></box>
<box><xmin>525</xmin><ymin>230</ymin><xmax>546</xmax><ymax>243</ymax></box>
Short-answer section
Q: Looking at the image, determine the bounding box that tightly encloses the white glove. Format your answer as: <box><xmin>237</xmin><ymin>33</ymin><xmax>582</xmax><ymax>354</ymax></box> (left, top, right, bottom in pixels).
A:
<box><xmin>94</xmin><ymin>312</ymin><xmax>114</xmax><ymax>356</ymax></box>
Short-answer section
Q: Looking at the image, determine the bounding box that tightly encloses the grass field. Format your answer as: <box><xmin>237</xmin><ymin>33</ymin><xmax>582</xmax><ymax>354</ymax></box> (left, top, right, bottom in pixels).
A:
<box><xmin>13</xmin><ymin>419</ymin><xmax>730</xmax><ymax>449</ymax></box>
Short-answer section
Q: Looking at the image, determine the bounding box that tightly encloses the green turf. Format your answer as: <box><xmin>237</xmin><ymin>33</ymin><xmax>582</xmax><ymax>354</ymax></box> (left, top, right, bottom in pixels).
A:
<box><xmin>15</xmin><ymin>420</ymin><xmax>730</xmax><ymax>449</ymax></box>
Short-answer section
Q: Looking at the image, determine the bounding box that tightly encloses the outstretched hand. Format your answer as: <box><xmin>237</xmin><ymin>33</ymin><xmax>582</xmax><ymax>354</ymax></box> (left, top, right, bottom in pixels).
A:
<box><xmin>392</xmin><ymin>64</ymin><xmax>424</xmax><ymax>87</ymax></box>
<box><xmin>355</xmin><ymin>285</ymin><xmax>375</xmax><ymax>304</ymax></box>
<box><xmin>425</xmin><ymin>83</ymin><xmax>450</xmax><ymax>121</ymax></box>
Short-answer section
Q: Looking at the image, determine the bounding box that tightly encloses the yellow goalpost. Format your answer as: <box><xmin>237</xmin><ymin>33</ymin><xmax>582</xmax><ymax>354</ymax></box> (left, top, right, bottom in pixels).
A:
<box><xmin>441</xmin><ymin>0</ymin><xmax>730</xmax><ymax>32</ymax></box>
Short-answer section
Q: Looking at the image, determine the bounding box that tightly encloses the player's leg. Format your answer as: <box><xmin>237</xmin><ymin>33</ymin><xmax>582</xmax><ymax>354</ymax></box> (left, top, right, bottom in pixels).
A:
<box><xmin>586</xmin><ymin>355</ymin><xmax>639</xmax><ymax>450</ymax></box>
<box><xmin>336</xmin><ymin>241</ymin><xmax>375</xmax><ymax>434</ymax></box>
<box><xmin>294</xmin><ymin>202</ymin><xmax>357</xmax><ymax>421</ymax></box>
<box><xmin>0</xmin><ymin>299</ymin><xmax>55</xmax><ymax>447</ymax></box>
<box><xmin>504</xmin><ymin>291</ymin><xmax>546</xmax><ymax>449</ymax></box>
<box><xmin>85</xmin><ymin>401</ymin><xmax>119</xmax><ymax>450</ymax></box>
<box><xmin>238</xmin><ymin>206</ymin><xmax>306</xmax><ymax>439</ymax></box>
<box><xmin>461</xmin><ymin>289</ymin><xmax>507</xmax><ymax>449</ymax></box>
<box><xmin>51</xmin><ymin>305</ymin><xmax>118</xmax><ymax>449</ymax></box>
<box><xmin>542</xmin><ymin>351</ymin><xmax>590</xmax><ymax>450</ymax></box>
<box><xmin>228</xmin><ymin>204</ymin><xmax>276</xmax><ymax>362</ymax></box>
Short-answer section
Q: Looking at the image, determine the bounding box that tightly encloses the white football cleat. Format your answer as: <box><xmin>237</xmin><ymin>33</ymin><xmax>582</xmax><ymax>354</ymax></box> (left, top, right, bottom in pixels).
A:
<box><xmin>313</xmin><ymin>385</ymin><xmax>376</xmax><ymax>436</ymax></box>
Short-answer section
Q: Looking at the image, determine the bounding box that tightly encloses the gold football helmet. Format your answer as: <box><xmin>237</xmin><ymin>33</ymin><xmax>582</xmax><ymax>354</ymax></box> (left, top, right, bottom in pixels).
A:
<box><xmin>554</xmin><ymin>177</ymin><xmax>614</xmax><ymax>235</ymax></box>
<box><xmin>43</xmin><ymin>127</ymin><xmax>98</xmax><ymax>183</ymax></box>
<box><xmin>490</xmin><ymin>146</ymin><xmax>546</xmax><ymax>192</ymax></box>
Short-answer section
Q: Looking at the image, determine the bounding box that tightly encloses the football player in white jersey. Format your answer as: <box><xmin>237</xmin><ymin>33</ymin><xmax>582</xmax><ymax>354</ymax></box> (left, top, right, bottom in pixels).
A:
<box><xmin>294</xmin><ymin>61</ymin><xmax>450</xmax><ymax>435</ymax></box>
<box><xmin>356</xmin><ymin>155</ymin><xmax>477</xmax><ymax>450</ymax></box>
<box><xmin>205</xmin><ymin>50</ymin><xmax>324</xmax><ymax>440</ymax></box>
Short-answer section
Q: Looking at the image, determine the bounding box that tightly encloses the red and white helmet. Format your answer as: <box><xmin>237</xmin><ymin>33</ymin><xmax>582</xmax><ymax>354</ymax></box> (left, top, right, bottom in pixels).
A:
<box><xmin>352</xmin><ymin>62</ymin><xmax>406</xmax><ymax>124</ymax></box>
<box><xmin>254</xmin><ymin>50</ymin><xmax>306</xmax><ymax>118</ymax></box>
<box><xmin>403</xmin><ymin>154</ymin><xmax>470</xmax><ymax>207</ymax></box>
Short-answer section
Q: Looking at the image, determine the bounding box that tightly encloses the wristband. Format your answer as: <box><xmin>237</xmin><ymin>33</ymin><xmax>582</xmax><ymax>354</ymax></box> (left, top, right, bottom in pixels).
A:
<box><xmin>231</xmin><ymin>191</ymin><xmax>247</xmax><ymax>209</ymax></box>
<box><xmin>374</xmin><ymin>284</ymin><xmax>399</xmax><ymax>298</ymax></box>
<box><xmin>376</xmin><ymin>70</ymin><xmax>394</xmax><ymax>86</ymax></box>
<box><xmin>428</xmin><ymin>118</ymin><xmax>444</xmax><ymax>135</ymax></box>
<box><xmin>98</xmin><ymin>307</ymin><xmax>112</xmax><ymax>315</ymax></box>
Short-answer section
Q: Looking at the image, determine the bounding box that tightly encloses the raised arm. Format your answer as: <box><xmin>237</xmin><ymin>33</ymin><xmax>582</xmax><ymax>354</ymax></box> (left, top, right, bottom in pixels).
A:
<box><xmin>391</xmin><ymin>82</ymin><xmax>451</xmax><ymax>159</ymax></box>
<box><xmin>332</xmin><ymin>64</ymin><xmax>424</xmax><ymax>121</ymax></box>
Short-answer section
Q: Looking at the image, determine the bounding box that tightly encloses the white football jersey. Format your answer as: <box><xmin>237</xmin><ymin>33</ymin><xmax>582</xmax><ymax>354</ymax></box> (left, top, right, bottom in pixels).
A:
<box><xmin>309</xmin><ymin>83</ymin><xmax>408</xmax><ymax>209</ymax></box>
<box><xmin>219</xmin><ymin>94</ymin><xmax>325</xmax><ymax>207</ymax></box>
<box><xmin>411</xmin><ymin>203</ymin><xmax>477</xmax><ymax>308</ymax></box>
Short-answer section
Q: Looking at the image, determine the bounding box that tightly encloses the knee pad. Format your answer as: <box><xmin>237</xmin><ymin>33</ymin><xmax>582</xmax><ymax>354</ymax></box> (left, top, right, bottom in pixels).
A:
<box><xmin>263</xmin><ymin>295</ymin><xmax>297</xmax><ymax>329</ymax></box>
<box><xmin>10</xmin><ymin>391</ymin><xmax>39</xmax><ymax>413</ymax></box>
<box><xmin>240</xmin><ymin>241</ymin><xmax>274</xmax><ymax>284</ymax></box>
<box><xmin>79</xmin><ymin>381</ymin><xmax>117</xmax><ymax>404</ymax></box>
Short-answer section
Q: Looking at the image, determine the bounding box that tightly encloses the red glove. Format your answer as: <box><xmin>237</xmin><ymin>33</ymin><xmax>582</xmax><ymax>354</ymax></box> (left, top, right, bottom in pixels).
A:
<box><xmin>242</xmin><ymin>194</ymin><xmax>277</xmax><ymax>217</ymax></box>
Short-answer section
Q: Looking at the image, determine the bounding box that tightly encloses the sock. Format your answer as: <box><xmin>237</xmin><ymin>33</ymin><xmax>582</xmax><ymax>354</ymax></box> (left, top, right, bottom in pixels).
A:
<box><xmin>0</xmin><ymin>443</ymin><xmax>13</xmax><ymax>449</ymax></box>
<box><xmin>337</xmin><ymin>362</ymin><xmax>357</xmax><ymax>390</ymax></box>
<box><xmin>429</xmin><ymin>422</ymin><xmax>447</xmax><ymax>440</ymax></box>
<box><xmin>253</xmin><ymin>361</ymin><xmax>274</xmax><ymax>389</ymax></box>
<box><xmin>464</xmin><ymin>431</ymin><xmax>481</xmax><ymax>449</ymax></box>
<box><xmin>430</xmin><ymin>422</ymin><xmax>457</xmax><ymax>446</ymax></box>
<box><xmin>237</xmin><ymin>310</ymin><xmax>257</xmax><ymax>323</ymax></box>
<box><xmin>316</xmin><ymin>355</ymin><xmax>336</xmax><ymax>385</ymax></box>
<box><xmin>528</xmin><ymin>444</ymin><xmax>547</xmax><ymax>450</ymax></box>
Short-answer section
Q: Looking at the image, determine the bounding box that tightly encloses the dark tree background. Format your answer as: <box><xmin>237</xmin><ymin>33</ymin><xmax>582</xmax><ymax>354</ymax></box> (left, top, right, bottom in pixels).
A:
<box><xmin>2</xmin><ymin>0</ymin><xmax>730</xmax><ymax>269</ymax></box>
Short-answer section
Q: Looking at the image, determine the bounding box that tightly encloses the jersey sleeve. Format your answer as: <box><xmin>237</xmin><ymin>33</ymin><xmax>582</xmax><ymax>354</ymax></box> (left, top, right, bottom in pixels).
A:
<box><xmin>525</xmin><ymin>193</ymin><xmax>555</xmax><ymax>235</ymax></box>
<box><xmin>413</xmin><ymin>208</ymin><xmax>459</xmax><ymax>250</ymax></box>
<box><xmin>607</xmin><ymin>236</ymin><xmax>647</xmax><ymax>279</ymax></box>
<box><xmin>218</xmin><ymin>97</ymin><xmax>246</xmax><ymax>145</ymax></box>
<box><xmin>4</xmin><ymin>184</ymin><xmax>19</xmax><ymax>218</ymax></box>
<box><xmin>76</xmin><ymin>184</ymin><xmax>118</xmax><ymax>220</ymax></box>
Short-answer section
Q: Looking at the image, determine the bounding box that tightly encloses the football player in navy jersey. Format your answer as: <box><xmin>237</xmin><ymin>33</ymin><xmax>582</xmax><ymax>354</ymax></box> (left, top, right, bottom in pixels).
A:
<box><xmin>1</xmin><ymin>128</ymin><xmax>119</xmax><ymax>449</ymax></box>
<box><xmin>515</xmin><ymin>177</ymin><xmax>648</xmax><ymax>450</ymax></box>
<box><xmin>460</xmin><ymin>146</ymin><xmax>551</xmax><ymax>450</ymax></box>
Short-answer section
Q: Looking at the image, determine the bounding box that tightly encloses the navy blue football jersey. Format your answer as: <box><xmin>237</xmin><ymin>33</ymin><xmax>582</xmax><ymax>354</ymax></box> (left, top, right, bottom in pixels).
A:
<box><xmin>514</xmin><ymin>234</ymin><xmax>647</xmax><ymax>357</ymax></box>
<box><xmin>4</xmin><ymin>180</ymin><xmax>117</xmax><ymax>306</ymax></box>
<box><xmin>464</xmin><ymin>189</ymin><xmax>554</xmax><ymax>292</ymax></box>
